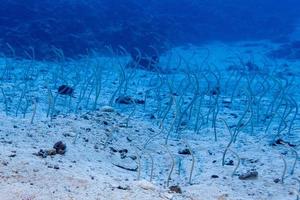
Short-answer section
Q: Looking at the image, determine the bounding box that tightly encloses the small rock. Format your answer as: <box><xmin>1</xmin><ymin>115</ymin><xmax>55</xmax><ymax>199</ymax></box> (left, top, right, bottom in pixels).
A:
<box><xmin>225</xmin><ymin>160</ymin><xmax>234</xmax><ymax>166</ymax></box>
<box><xmin>211</xmin><ymin>175</ymin><xmax>219</xmax><ymax>178</ymax></box>
<box><xmin>119</xmin><ymin>149</ymin><xmax>128</xmax><ymax>154</ymax></box>
<box><xmin>117</xmin><ymin>185</ymin><xmax>130</xmax><ymax>190</ymax></box>
<box><xmin>169</xmin><ymin>185</ymin><xmax>182</xmax><ymax>194</ymax></box>
<box><xmin>134</xmin><ymin>99</ymin><xmax>145</xmax><ymax>104</ymax></box>
<box><xmin>274</xmin><ymin>178</ymin><xmax>281</xmax><ymax>183</ymax></box>
<box><xmin>8</xmin><ymin>154</ymin><xmax>16</xmax><ymax>158</ymax></box>
<box><xmin>102</xmin><ymin>121</ymin><xmax>109</xmax><ymax>125</ymax></box>
<box><xmin>150</xmin><ymin>114</ymin><xmax>156</xmax><ymax>119</ymax></box>
<box><xmin>115</xmin><ymin>96</ymin><xmax>134</xmax><ymax>104</ymax></box>
<box><xmin>110</xmin><ymin>147</ymin><xmax>118</xmax><ymax>153</ymax></box>
<box><xmin>119</xmin><ymin>149</ymin><xmax>128</xmax><ymax>159</ymax></box>
<box><xmin>53</xmin><ymin>165</ymin><xmax>60</xmax><ymax>170</ymax></box>
<box><xmin>115</xmin><ymin>96</ymin><xmax>144</xmax><ymax>105</ymax></box>
<box><xmin>53</xmin><ymin>141</ymin><xmax>66</xmax><ymax>155</ymax></box>
<box><xmin>178</xmin><ymin>148</ymin><xmax>191</xmax><ymax>155</ymax></box>
<box><xmin>273</xmin><ymin>139</ymin><xmax>296</xmax><ymax>147</ymax></box>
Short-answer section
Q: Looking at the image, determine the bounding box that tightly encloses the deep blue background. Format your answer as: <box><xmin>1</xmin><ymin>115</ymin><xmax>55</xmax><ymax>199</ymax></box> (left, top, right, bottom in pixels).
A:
<box><xmin>0</xmin><ymin>0</ymin><xmax>299</xmax><ymax>59</ymax></box>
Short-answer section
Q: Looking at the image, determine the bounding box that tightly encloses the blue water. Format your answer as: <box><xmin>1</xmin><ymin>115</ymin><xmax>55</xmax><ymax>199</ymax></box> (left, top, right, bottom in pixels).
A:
<box><xmin>0</xmin><ymin>0</ymin><xmax>299</xmax><ymax>59</ymax></box>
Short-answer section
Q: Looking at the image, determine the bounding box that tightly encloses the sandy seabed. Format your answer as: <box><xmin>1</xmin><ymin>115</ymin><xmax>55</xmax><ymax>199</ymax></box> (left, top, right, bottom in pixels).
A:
<box><xmin>0</xmin><ymin>41</ymin><xmax>299</xmax><ymax>200</ymax></box>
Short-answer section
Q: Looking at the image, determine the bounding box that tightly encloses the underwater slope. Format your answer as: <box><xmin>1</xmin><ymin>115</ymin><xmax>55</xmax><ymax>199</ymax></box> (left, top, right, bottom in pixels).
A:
<box><xmin>0</xmin><ymin>42</ymin><xmax>299</xmax><ymax>200</ymax></box>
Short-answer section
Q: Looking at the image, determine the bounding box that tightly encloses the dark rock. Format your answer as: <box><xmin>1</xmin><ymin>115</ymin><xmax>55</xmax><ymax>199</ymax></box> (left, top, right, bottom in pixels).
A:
<box><xmin>115</xmin><ymin>96</ymin><xmax>145</xmax><ymax>105</ymax></box>
<box><xmin>115</xmin><ymin>96</ymin><xmax>134</xmax><ymax>104</ymax></box>
<box><xmin>150</xmin><ymin>114</ymin><xmax>156</xmax><ymax>119</ymax></box>
<box><xmin>53</xmin><ymin>165</ymin><xmax>60</xmax><ymax>170</ymax></box>
<box><xmin>134</xmin><ymin>99</ymin><xmax>145</xmax><ymax>104</ymax></box>
<box><xmin>211</xmin><ymin>175</ymin><xmax>219</xmax><ymax>178</ymax></box>
<box><xmin>274</xmin><ymin>138</ymin><xmax>286</xmax><ymax>145</ymax></box>
<box><xmin>169</xmin><ymin>185</ymin><xmax>182</xmax><ymax>194</ymax></box>
<box><xmin>53</xmin><ymin>141</ymin><xmax>66</xmax><ymax>155</ymax></box>
<box><xmin>110</xmin><ymin>147</ymin><xmax>118</xmax><ymax>153</ymax></box>
<box><xmin>178</xmin><ymin>148</ymin><xmax>191</xmax><ymax>155</ymax></box>
<box><xmin>272</xmin><ymin>139</ymin><xmax>296</xmax><ymax>147</ymax></box>
<box><xmin>8</xmin><ymin>154</ymin><xmax>16</xmax><ymax>158</ymax></box>
<box><xmin>210</xmin><ymin>86</ymin><xmax>220</xmax><ymax>96</ymax></box>
<box><xmin>117</xmin><ymin>185</ymin><xmax>130</xmax><ymax>190</ymax></box>
<box><xmin>119</xmin><ymin>149</ymin><xmax>128</xmax><ymax>154</ymax></box>
<box><xmin>58</xmin><ymin>85</ymin><xmax>74</xmax><ymax>96</ymax></box>
<box><xmin>119</xmin><ymin>149</ymin><xmax>128</xmax><ymax>159</ymax></box>
<box><xmin>225</xmin><ymin>160</ymin><xmax>234</xmax><ymax>166</ymax></box>
<box><xmin>274</xmin><ymin>178</ymin><xmax>281</xmax><ymax>183</ymax></box>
